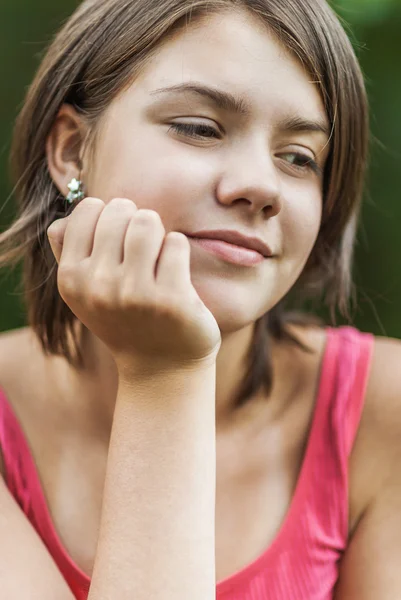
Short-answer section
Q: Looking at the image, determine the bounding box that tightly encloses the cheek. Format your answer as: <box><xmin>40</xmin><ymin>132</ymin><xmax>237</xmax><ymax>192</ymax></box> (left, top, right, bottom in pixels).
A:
<box><xmin>282</xmin><ymin>189</ymin><xmax>322</xmax><ymax>261</ymax></box>
<box><xmin>87</xmin><ymin>126</ymin><xmax>215</xmax><ymax>225</ymax></box>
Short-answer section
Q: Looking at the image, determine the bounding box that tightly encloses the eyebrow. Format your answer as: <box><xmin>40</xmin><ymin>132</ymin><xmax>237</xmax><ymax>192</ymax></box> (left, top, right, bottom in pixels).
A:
<box><xmin>150</xmin><ymin>82</ymin><xmax>251</xmax><ymax>116</ymax></box>
<box><xmin>150</xmin><ymin>82</ymin><xmax>330</xmax><ymax>138</ymax></box>
<box><xmin>277</xmin><ymin>115</ymin><xmax>330</xmax><ymax>138</ymax></box>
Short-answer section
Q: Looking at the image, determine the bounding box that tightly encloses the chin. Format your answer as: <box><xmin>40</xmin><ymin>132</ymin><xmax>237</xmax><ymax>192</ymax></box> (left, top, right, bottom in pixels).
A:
<box><xmin>200</xmin><ymin>295</ymin><xmax>274</xmax><ymax>335</ymax></box>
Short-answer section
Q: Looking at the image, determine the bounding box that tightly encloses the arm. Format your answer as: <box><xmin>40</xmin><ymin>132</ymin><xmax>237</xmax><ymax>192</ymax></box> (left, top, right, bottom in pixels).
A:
<box><xmin>334</xmin><ymin>479</ymin><xmax>401</xmax><ymax>599</ymax></box>
<box><xmin>0</xmin><ymin>358</ymin><xmax>216</xmax><ymax>600</ymax></box>
<box><xmin>0</xmin><ymin>362</ymin><xmax>216</xmax><ymax>599</ymax></box>
<box><xmin>334</xmin><ymin>337</ymin><xmax>401</xmax><ymax>599</ymax></box>
<box><xmin>88</xmin><ymin>361</ymin><xmax>217</xmax><ymax>600</ymax></box>
<box><xmin>0</xmin><ymin>476</ymin><xmax>74</xmax><ymax>599</ymax></box>
<box><xmin>45</xmin><ymin>198</ymin><xmax>220</xmax><ymax>598</ymax></box>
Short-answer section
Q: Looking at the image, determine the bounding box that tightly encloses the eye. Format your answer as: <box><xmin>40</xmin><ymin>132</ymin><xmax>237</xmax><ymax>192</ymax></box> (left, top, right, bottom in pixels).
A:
<box><xmin>168</xmin><ymin>122</ymin><xmax>221</xmax><ymax>140</ymax></box>
<box><xmin>279</xmin><ymin>152</ymin><xmax>322</xmax><ymax>176</ymax></box>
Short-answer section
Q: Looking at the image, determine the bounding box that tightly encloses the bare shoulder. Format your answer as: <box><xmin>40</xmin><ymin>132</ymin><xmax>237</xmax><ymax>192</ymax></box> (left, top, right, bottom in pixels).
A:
<box><xmin>349</xmin><ymin>334</ymin><xmax>401</xmax><ymax>530</ymax></box>
<box><xmin>334</xmin><ymin>335</ymin><xmax>401</xmax><ymax>597</ymax></box>
<box><xmin>0</xmin><ymin>325</ymin><xmax>37</xmax><ymax>360</ymax></box>
<box><xmin>0</xmin><ymin>326</ymin><xmax>29</xmax><ymax>356</ymax></box>
<box><xmin>357</xmin><ymin>334</ymin><xmax>401</xmax><ymax>457</ymax></box>
<box><xmin>0</xmin><ymin>333</ymin><xmax>74</xmax><ymax>600</ymax></box>
<box><xmin>0</xmin><ymin>326</ymin><xmax>58</xmax><ymax>470</ymax></box>
<box><xmin>0</xmin><ymin>327</ymin><xmax>33</xmax><ymax>475</ymax></box>
<box><xmin>0</xmin><ymin>325</ymin><xmax>69</xmax><ymax>422</ymax></box>
<box><xmin>0</xmin><ymin>326</ymin><xmax>31</xmax><ymax>350</ymax></box>
<box><xmin>0</xmin><ymin>326</ymin><xmax>44</xmax><ymax>397</ymax></box>
<box><xmin>366</xmin><ymin>333</ymin><xmax>401</xmax><ymax>409</ymax></box>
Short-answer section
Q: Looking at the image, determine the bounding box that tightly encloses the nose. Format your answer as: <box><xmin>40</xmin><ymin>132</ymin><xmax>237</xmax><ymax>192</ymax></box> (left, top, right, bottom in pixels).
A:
<box><xmin>215</xmin><ymin>143</ymin><xmax>282</xmax><ymax>217</ymax></box>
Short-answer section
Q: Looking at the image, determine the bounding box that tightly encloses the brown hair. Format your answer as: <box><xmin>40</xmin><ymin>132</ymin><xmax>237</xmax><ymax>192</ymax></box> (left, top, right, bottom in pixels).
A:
<box><xmin>0</xmin><ymin>0</ymin><xmax>369</xmax><ymax>408</ymax></box>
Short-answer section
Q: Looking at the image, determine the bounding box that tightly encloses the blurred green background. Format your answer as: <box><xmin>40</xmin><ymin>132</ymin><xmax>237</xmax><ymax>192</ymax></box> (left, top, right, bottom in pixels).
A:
<box><xmin>0</xmin><ymin>0</ymin><xmax>400</xmax><ymax>337</ymax></box>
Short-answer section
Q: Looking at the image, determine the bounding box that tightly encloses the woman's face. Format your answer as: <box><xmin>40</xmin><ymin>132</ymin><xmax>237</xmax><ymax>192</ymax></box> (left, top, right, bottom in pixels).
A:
<box><xmin>85</xmin><ymin>9</ymin><xmax>330</xmax><ymax>333</ymax></box>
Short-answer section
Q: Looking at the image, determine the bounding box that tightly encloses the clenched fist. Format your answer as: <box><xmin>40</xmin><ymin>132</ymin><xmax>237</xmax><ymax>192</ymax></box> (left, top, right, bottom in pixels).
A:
<box><xmin>47</xmin><ymin>197</ymin><xmax>221</xmax><ymax>376</ymax></box>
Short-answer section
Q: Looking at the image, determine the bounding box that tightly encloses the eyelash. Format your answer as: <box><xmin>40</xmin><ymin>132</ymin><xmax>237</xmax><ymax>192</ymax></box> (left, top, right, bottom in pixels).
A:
<box><xmin>169</xmin><ymin>122</ymin><xmax>221</xmax><ymax>139</ymax></box>
<box><xmin>280</xmin><ymin>153</ymin><xmax>321</xmax><ymax>176</ymax></box>
<box><xmin>168</xmin><ymin>122</ymin><xmax>321</xmax><ymax>175</ymax></box>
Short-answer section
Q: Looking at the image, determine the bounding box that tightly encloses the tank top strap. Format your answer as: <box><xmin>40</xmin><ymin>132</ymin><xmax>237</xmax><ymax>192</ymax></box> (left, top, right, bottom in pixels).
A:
<box><xmin>0</xmin><ymin>387</ymin><xmax>34</xmax><ymax>514</ymax></box>
<box><xmin>325</xmin><ymin>326</ymin><xmax>375</xmax><ymax>460</ymax></box>
<box><xmin>0</xmin><ymin>386</ymin><xmax>91</xmax><ymax>597</ymax></box>
<box><xmin>0</xmin><ymin>327</ymin><xmax>375</xmax><ymax>600</ymax></box>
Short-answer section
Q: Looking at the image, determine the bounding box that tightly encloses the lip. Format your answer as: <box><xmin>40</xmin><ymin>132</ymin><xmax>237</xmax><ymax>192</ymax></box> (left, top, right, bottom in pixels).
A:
<box><xmin>188</xmin><ymin>237</ymin><xmax>266</xmax><ymax>266</ymax></box>
<box><xmin>186</xmin><ymin>229</ymin><xmax>273</xmax><ymax>258</ymax></box>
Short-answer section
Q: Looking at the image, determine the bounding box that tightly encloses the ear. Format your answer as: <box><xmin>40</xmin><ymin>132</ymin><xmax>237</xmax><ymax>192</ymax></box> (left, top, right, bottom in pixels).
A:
<box><xmin>46</xmin><ymin>104</ymin><xmax>89</xmax><ymax>197</ymax></box>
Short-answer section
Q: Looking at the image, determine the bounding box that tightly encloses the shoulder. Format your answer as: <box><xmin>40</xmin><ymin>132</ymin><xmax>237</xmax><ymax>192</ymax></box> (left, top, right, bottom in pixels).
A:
<box><xmin>0</xmin><ymin>328</ymin><xmax>33</xmax><ymax>473</ymax></box>
<box><xmin>0</xmin><ymin>326</ymin><xmax>32</xmax><ymax>351</ymax></box>
<box><xmin>359</xmin><ymin>334</ymin><xmax>401</xmax><ymax>459</ymax></box>
<box><xmin>0</xmin><ymin>327</ymin><xmax>57</xmax><ymax>476</ymax></box>
<box><xmin>369</xmin><ymin>333</ymin><xmax>401</xmax><ymax>382</ymax></box>
<box><xmin>0</xmin><ymin>326</ymin><xmax>67</xmax><ymax>427</ymax></box>
<box><xmin>0</xmin><ymin>326</ymin><xmax>35</xmax><ymax>360</ymax></box>
<box><xmin>0</xmin><ymin>327</ymin><xmax>40</xmax><ymax>395</ymax></box>
<box><xmin>364</xmin><ymin>334</ymin><xmax>401</xmax><ymax>417</ymax></box>
<box><xmin>349</xmin><ymin>333</ymin><xmax>401</xmax><ymax>531</ymax></box>
<box><xmin>335</xmin><ymin>335</ymin><xmax>401</xmax><ymax>596</ymax></box>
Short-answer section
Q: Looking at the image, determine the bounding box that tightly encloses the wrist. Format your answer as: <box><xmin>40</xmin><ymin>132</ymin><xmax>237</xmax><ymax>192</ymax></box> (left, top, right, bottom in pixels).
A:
<box><xmin>115</xmin><ymin>354</ymin><xmax>217</xmax><ymax>389</ymax></box>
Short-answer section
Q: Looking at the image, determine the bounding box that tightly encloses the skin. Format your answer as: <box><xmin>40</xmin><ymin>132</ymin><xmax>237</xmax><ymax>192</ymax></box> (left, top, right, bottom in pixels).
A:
<box><xmin>43</xmin><ymin>12</ymin><xmax>332</xmax><ymax>577</ymax></box>
<box><xmin>47</xmin><ymin>9</ymin><xmax>330</xmax><ymax>425</ymax></box>
<box><xmin>2</xmin><ymin>7</ymin><xmax>401</xmax><ymax>598</ymax></box>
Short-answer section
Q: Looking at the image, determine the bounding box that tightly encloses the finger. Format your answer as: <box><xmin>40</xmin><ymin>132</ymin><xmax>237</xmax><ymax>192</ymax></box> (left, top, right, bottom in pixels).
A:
<box><xmin>91</xmin><ymin>198</ymin><xmax>138</xmax><ymax>268</ymax></box>
<box><xmin>60</xmin><ymin>197</ymin><xmax>105</xmax><ymax>264</ymax></box>
<box><xmin>156</xmin><ymin>232</ymin><xmax>192</xmax><ymax>289</ymax></box>
<box><xmin>47</xmin><ymin>217</ymin><xmax>70</xmax><ymax>264</ymax></box>
<box><xmin>122</xmin><ymin>209</ymin><xmax>165</xmax><ymax>288</ymax></box>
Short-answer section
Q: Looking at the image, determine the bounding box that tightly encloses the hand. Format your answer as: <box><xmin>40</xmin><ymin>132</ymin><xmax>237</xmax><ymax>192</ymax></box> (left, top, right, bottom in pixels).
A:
<box><xmin>47</xmin><ymin>197</ymin><xmax>221</xmax><ymax>375</ymax></box>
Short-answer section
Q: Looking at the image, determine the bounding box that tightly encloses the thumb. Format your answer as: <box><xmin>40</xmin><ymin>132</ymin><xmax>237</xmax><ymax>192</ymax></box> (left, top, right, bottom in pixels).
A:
<box><xmin>47</xmin><ymin>217</ymin><xmax>70</xmax><ymax>264</ymax></box>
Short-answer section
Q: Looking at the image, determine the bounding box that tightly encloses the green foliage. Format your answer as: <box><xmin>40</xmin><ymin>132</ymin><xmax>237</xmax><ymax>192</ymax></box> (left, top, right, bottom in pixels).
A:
<box><xmin>333</xmin><ymin>0</ymin><xmax>401</xmax><ymax>25</ymax></box>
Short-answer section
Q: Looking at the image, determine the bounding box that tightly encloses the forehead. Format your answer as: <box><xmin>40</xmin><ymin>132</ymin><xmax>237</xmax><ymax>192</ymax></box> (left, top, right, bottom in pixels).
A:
<box><xmin>133</xmin><ymin>9</ymin><xmax>327</xmax><ymax>127</ymax></box>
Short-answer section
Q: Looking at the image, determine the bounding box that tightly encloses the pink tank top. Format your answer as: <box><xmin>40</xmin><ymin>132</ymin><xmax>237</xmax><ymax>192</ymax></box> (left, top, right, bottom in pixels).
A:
<box><xmin>0</xmin><ymin>326</ymin><xmax>374</xmax><ymax>599</ymax></box>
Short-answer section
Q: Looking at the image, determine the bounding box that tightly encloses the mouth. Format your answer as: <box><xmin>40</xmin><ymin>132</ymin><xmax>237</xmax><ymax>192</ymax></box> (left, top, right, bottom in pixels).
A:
<box><xmin>187</xmin><ymin>237</ymin><xmax>268</xmax><ymax>267</ymax></box>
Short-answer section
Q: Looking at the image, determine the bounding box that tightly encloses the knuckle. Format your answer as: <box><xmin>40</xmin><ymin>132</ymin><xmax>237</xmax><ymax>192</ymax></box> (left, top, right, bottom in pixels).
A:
<box><xmin>133</xmin><ymin>209</ymin><xmax>163</xmax><ymax>228</ymax></box>
<box><xmin>166</xmin><ymin>231</ymin><xmax>188</xmax><ymax>246</ymax></box>
<box><xmin>77</xmin><ymin>197</ymin><xmax>105</xmax><ymax>211</ymax></box>
<box><xmin>57</xmin><ymin>264</ymin><xmax>80</xmax><ymax>297</ymax></box>
<box><xmin>57</xmin><ymin>262</ymin><xmax>77</xmax><ymax>285</ymax></box>
<box><xmin>108</xmin><ymin>197</ymin><xmax>137</xmax><ymax>210</ymax></box>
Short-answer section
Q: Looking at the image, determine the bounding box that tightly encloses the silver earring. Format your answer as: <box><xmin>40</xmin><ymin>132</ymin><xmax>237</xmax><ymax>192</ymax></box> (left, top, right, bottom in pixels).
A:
<box><xmin>66</xmin><ymin>178</ymin><xmax>85</xmax><ymax>204</ymax></box>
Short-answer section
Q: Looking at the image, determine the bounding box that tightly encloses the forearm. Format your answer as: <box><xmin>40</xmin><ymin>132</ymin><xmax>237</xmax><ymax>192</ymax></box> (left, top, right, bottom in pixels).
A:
<box><xmin>88</xmin><ymin>362</ymin><xmax>217</xmax><ymax>600</ymax></box>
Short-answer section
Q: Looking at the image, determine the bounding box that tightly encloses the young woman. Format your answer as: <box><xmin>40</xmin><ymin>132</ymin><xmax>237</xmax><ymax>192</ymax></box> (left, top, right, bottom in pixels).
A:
<box><xmin>0</xmin><ymin>0</ymin><xmax>400</xmax><ymax>598</ymax></box>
